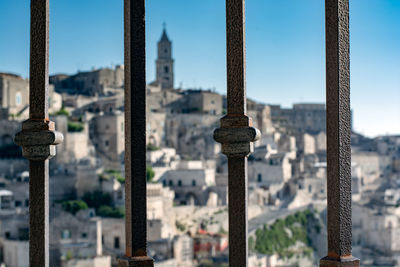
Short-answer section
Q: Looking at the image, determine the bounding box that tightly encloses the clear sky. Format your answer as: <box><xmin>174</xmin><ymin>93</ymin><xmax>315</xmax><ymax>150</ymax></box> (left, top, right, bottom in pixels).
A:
<box><xmin>0</xmin><ymin>0</ymin><xmax>399</xmax><ymax>137</ymax></box>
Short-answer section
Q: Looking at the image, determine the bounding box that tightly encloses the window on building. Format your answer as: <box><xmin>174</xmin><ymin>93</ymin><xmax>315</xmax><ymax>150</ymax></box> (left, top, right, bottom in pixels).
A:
<box><xmin>257</xmin><ymin>174</ymin><xmax>262</xmax><ymax>182</ymax></box>
<box><xmin>178</xmin><ymin>180</ymin><xmax>182</xmax><ymax>187</ymax></box>
<box><xmin>192</xmin><ymin>180</ymin><xmax>196</xmax><ymax>186</ymax></box>
<box><xmin>114</xmin><ymin>237</ymin><xmax>120</xmax><ymax>249</ymax></box>
<box><xmin>61</xmin><ymin>230</ymin><xmax>71</xmax><ymax>239</ymax></box>
<box><xmin>169</xmin><ymin>180</ymin><xmax>173</xmax><ymax>186</ymax></box>
<box><xmin>163</xmin><ymin>180</ymin><xmax>166</xmax><ymax>186</ymax></box>
<box><xmin>15</xmin><ymin>92</ymin><xmax>22</xmax><ymax>106</ymax></box>
<box><xmin>105</xmin><ymin>140</ymin><xmax>109</xmax><ymax>147</ymax></box>
<box><xmin>81</xmin><ymin>232</ymin><xmax>88</xmax><ymax>238</ymax></box>
<box><xmin>164</xmin><ymin>66</ymin><xmax>169</xmax><ymax>73</ymax></box>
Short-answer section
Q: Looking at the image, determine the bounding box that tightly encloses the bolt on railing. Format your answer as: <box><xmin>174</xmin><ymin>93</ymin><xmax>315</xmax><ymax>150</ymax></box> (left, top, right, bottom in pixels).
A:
<box><xmin>118</xmin><ymin>0</ymin><xmax>154</xmax><ymax>266</ymax></box>
<box><xmin>320</xmin><ymin>0</ymin><xmax>359</xmax><ymax>266</ymax></box>
<box><xmin>14</xmin><ymin>0</ymin><xmax>63</xmax><ymax>266</ymax></box>
<box><xmin>214</xmin><ymin>0</ymin><xmax>260</xmax><ymax>266</ymax></box>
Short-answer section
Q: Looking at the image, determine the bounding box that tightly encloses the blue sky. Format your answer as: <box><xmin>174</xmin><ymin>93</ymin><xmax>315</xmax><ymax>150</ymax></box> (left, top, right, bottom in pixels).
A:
<box><xmin>0</xmin><ymin>0</ymin><xmax>399</xmax><ymax>137</ymax></box>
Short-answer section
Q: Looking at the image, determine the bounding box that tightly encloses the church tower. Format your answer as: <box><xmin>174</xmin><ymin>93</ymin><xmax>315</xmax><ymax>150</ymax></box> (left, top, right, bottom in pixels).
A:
<box><xmin>156</xmin><ymin>26</ymin><xmax>174</xmax><ymax>89</ymax></box>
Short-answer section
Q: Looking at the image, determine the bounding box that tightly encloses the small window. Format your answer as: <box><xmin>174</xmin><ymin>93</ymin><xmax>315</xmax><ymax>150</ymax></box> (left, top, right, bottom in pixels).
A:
<box><xmin>192</xmin><ymin>180</ymin><xmax>196</xmax><ymax>186</ymax></box>
<box><xmin>164</xmin><ymin>66</ymin><xmax>169</xmax><ymax>73</ymax></box>
<box><xmin>114</xmin><ymin>237</ymin><xmax>120</xmax><ymax>249</ymax></box>
<box><xmin>257</xmin><ymin>174</ymin><xmax>262</xmax><ymax>182</ymax></box>
<box><xmin>61</xmin><ymin>230</ymin><xmax>71</xmax><ymax>239</ymax></box>
<box><xmin>105</xmin><ymin>140</ymin><xmax>109</xmax><ymax>147</ymax></box>
<box><xmin>169</xmin><ymin>180</ymin><xmax>173</xmax><ymax>186</ymax></box>
<box><xmin>178</xmin><ymin>180</ymin><xmax>182</xmax><ymax>187</ymax></box>
<box><xmin>163</xmin><ymin>180</ymin><xmax>167</xmax><ymax>186</ymax></box>
<box><xmin>81</xmin><ymin>233</ymin><xmax>88</xmax><ymax>239</ymax></box>
<box><xmin>15</xmin><ymin>92</ymin><xmax>22</xmax><ymax>106</ymax></box>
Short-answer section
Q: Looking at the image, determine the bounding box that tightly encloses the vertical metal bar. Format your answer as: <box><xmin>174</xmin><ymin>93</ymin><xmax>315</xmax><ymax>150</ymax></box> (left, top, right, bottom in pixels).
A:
<box><xmin>228</xmin><ymin>157</ymin><xmax>248</xmax><ymax>266</ymax></box>
<box><xmin>30</xmin><ymin>0</ymin><xmax>49</xmax><ymax>120</ymax></box>
<box><xmin>320</xmin><ymin>0</ymin><xmax>359</xmax><ymax>266</ymax></box>
<box><xmin>15</xmin><ymin>0</ymin><xmax>62</xmax><ymax>266</ymax></box>
<box><xmin>30</xmin><ymin>1</ymin><xmax>49</xmax><ymax>266</ymax></box>
<box><xmin>214</xmin><ymin>1</ymin><xmax>259</xmax><ymax>266</ymax></box>
<box><xmin>226</xmin><ymin>0</ymin><xmax>248</xmax><ymax>264</ymax></box>
<box><xmin>29</xmin><ymin>160</ymin><xmax>49</xmax><ymax>267</ymax></box>
<box><xmin>119</xmin><ymin>0</ymin><xmax>153</xmax><ymax>266</ymax></box>
<box><xmin>226</xmin><ymin>0</ymin><xmax>246</xmax><ymax>116</ymax></box>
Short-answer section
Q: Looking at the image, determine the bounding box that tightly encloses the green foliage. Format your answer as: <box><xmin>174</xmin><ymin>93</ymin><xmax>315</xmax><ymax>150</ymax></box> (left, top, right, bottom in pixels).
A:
<box><xmin>176</xmin><ymin>221</ymin><xmax>186</xmax><ymax>232</ymax></box>
<box><xmin>62</xmin><ymin>200</ymin><xmax>88</xmax><ymax>215</ymax></box>
<box><xmin>146</xmin><ymin>165</ymin><xmax>155</xmax><ymax>182</ymax></box>
<box><xmin>82</xmin><ymin>191</ymin><xmax>112</xmax><ymax>210</ymax></box>
<box><xmin>102</xmin><ymin>169</ymin><xmax>125</xmax><ymax>183</ymax></box>
<box><xmin>54</xmin><ymin>107</ymin><xmax>70</xmax><ymax>116</ymax></box>
<box><xmin>67</xmin><ymin>121</ymin><xmax>84</xmax><ymax>132</ymax></box>
<box><xmin>254</xmin><ymin>209</ymin><xmax>317</xmax><ymax>258</ymax></box>
<box><xmin>249</xmin><ymin>236</ymin><xmax>255</xmax><ymax>251</ymax></box>
<box><xmin>146</xmin><ymin>143</ymin><xmax>159</xmax><ymax>151</ymax></box>
<box><xmin>97</xmin><ymin>205</ymin><xmax>124</xmax><ymax>218</ymax></box>
<box><xmin>219</xmin><ymin>226</ymin><xmax>227</xmax><ymax>235</ymax></box>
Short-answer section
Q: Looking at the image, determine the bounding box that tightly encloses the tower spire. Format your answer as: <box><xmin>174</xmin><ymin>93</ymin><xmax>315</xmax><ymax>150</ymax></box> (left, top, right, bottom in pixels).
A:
<box><xmin>156</xmin><ymin>25</ymin><xmax>174</xmax><ymax>89</ymax></box>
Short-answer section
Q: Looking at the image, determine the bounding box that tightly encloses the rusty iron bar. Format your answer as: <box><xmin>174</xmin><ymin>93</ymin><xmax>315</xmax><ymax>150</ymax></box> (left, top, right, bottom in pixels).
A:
<box><xmin>29</xmin><ymin>160</ymin><xmax>49</xmax><ymax>267</ymax></box>
<box><xmin>13</xmin><ymin>1</ymin><xmax>63</xmax><ymax>267</ymax></box>
<box><xmin>214</xmin><ymin>0</ymin><xmax>260</xmax><ymax>266</ymax></box>
<box><xmin>320</xmin><ymin>0</ymin><xmax>359</xmax><ymax>266</ymax></box>
<box><xmin>228</xmin><ymin>157</ymin><xmax>248</xmax><ymax>266</ymax></box>
<box><xmin>118</xmin><ymin>0</ymin><xmax>153</xmax><ymax>266</ymax></box>
<box><xmin>29</xmin><ymin>0</ymin><xmax>49</xmax><ymax>120</ymax></box>
<box><xmin>226</xmin><ymin>0</ymin><xmax>246</xmax><ymax>115</ymax></box>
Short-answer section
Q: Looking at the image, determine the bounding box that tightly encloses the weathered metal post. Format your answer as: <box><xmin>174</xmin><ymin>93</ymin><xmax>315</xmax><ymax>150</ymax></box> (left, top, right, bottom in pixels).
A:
<box><xmin>14</xmin><ymin>0</ymin><xmax>63</xmax><ymax>266</ymax></box>
<box><xmin>118</xmin><ymin>0</ymin><xmax>154</xmax><ymax>266</ymax></box>
<box><xmin>214</xmin><ymin>0</ymin><xmax>260</xmax><ymax>266</ymax></box>
<box><xmin>320</xmin><ymin>0</ymin><xmax>359</xmax><ymax>266</ymax></box>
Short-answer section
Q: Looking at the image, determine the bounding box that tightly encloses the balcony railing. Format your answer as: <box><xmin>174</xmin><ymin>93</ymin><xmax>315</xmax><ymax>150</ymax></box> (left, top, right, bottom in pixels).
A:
<box><xmin>14</xmin><ymin>0</ymin><xmax>359</xmax><ymax>266</ymax></box>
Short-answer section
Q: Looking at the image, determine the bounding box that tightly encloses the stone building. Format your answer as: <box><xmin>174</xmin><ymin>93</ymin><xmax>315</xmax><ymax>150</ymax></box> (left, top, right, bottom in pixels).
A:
<box><xmin>179</xmin><ymin>90</ymin><xmax>223</xmax><ymax>115</ymax></box>
<box><xmin>49</xmin><ymin>210</ymin><xmax>110</xmax><ymax>267</ymax></box>
<box><xmin>270</xmin><ymin>103</ymin><xmax>326</xmax><ymax>133</ymax></box>
<box><xmin>90</xmin><ymin>111</ymin><xmax>124</xmax><ymax>168</ymax></box>
<box><xmin>0</xmin><ymin>73</ymin><xmax>29</xmax><ymax>119</ymax></box>
<box><xmin>165</xmin><ymin>113</ymin><xmax>220</xmax><ymax>159</ymax></box>
<box><xmin>50</xmin><ymin>65</ymin><xmax>124</xmax><ymax>96</ymax></box>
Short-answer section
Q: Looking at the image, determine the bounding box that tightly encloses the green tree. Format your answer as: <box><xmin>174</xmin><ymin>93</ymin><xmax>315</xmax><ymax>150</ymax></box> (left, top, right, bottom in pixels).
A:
<box><xmin>62</xmin><ymin>200</ymin><xmax>88</xmax><ymax>215</ymax></box>
<box><xmin>82</xmin><ymin>191</ymin><xmax>112</xmax><ymax>210</ymax></box>
<box><xmin>97</xmin><ymin>205</ymin><xmax>124</xmax><ymax>218</ymax></box>
<box><xmin>146</xmin><ymin>165</ymin><xmax>155</xmax><ymax>182</ymax></box>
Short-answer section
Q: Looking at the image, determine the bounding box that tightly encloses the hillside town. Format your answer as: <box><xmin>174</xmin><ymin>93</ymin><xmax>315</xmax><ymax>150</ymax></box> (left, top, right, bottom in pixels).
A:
<box><xmin>0</xmin><ymin>28</ymin><xmax>399</xmax><ymax>267</ymax></box>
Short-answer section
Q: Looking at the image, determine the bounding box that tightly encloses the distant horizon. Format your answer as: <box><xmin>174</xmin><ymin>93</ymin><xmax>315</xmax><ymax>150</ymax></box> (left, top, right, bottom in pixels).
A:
<box><xmin>1</xmin><ymin>0</ymin><xmax>399</xmax><ymax>138</ymax></box>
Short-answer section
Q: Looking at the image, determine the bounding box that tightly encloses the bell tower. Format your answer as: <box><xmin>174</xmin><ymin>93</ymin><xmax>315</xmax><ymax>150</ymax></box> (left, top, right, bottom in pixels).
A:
<box><xmin>156</xmin><ymin>24</ymin><xmax>174</xmax><ymax>89</ymax></box>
